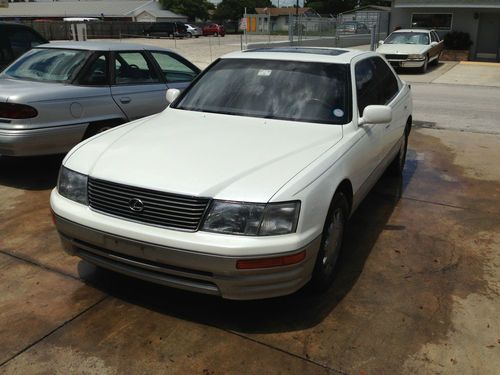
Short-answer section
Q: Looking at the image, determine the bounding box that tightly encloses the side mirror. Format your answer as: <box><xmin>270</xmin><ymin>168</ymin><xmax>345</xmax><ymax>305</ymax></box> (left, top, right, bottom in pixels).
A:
<box><xmin>430</xmin><ymin>41</ymin><xmax>438</xmax><ymax>46</ymax></box>
<box><xmin>166</xmin><ymin>88</ymin><xmax>181</xmax><ymax>105</ymax></box>
<box><xmin>378</xmin><ymin>40</ymin><xmax>384</xmax><ymax>45</ymax></box>
<box><xmin>359</xmin><ymin>105</ymin><xmax>392</xmax><ymax>125</ymax></box>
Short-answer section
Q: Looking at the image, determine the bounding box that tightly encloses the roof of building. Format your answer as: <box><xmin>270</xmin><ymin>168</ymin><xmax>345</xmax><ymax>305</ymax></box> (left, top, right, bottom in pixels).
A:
<box><xmin>341</xmin><ymin>5</ymin><xmax>391</xmax><ymax>14</ymax></box>
<box><xmin>255</xmin><ymin>7</ymin><xmax>318</xmax><ymax>17</ymax></box>
<box><xmin>393</xmin><ymin>0</ymin><xmax>500</xmax><ymax>8</ymax></box>
<box><xmin>0</xmin><ymin>1</ymin><xmax>185</xmax><ymax>19</ymax></box>
<box><xmin>38</xmin><ymin>40</ymin><xmax>171</xmax><ymax>52</ymax></box>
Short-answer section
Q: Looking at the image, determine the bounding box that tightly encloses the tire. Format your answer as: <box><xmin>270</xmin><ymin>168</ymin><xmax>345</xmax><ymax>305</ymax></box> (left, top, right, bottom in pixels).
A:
<box><xmin>389</xmin><ymin>125</ymin><xmax>410</xmax><ymax>176</ymax></box>
<box><xmin>83</xmin><ymin>121</ymin><xmax>120</xmax><ymax>139</ymax></box>
<box><xmin>432</xmin><ymin>53</ymin><xmax>440</xmax><ymax>66</ymax></box>
<box><xmin>214</xmin><ymin>32</ymin><xmax>218</xmax><ymax>36</ymax></box>
<box><xmin>187</xmin><ymin>32</ymin><xmax>192</xmax><ymax>38</ymax></box>
<box><xmin>310</xmin><ymin>191</ymin><xmax>349</xmax><ymax>291</ymax></box>
<box><xmin>420</xmin><ymin>56</ymin><xmax>429</xmax><ymax>73</ymax></box>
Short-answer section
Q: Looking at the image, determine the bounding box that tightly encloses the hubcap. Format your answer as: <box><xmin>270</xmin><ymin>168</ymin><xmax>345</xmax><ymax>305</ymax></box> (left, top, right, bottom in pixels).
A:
<box><xmin>322</xmin><ymin>208</ymin><xmax>344</xmax><ymax>270</ymax></box>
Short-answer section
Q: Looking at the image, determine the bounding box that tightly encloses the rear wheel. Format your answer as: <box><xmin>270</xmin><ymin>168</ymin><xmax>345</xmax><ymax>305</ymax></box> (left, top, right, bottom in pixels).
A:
<box><xmin>310</xmin><ymin>191</ymin><xmax>349</xmax><ymax>291</ymax></box>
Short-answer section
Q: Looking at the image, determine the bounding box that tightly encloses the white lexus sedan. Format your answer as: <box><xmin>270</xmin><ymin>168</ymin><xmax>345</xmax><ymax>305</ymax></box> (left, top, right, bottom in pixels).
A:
<box><xmin>50</xmin><ymin>47</ymin><xmax>413</xmax><ymax>300</ymax></box>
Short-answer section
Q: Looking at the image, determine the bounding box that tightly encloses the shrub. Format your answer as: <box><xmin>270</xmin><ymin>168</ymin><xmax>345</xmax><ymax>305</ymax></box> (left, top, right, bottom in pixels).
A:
<box><xmin>444</xmin><ymin>31</ymin><xmax>473</xmax><ymax>50</ymax></box>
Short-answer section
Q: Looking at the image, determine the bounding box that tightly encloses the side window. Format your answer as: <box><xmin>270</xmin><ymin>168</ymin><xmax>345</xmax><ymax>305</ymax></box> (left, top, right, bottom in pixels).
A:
<box><xmin>80</xmin><ymin>53</ymin><xmax>108</xmax><ymax>86</ymax></box>
<box><xmin>355</xmin><ymin>57</ymin><xmax>399</xmax><ymax>115</ymax></box>
<box><xmin>114</xmin><ymin>52</ymin><xmax>159</xmax><ymax>85</ymax></box>
<box><xmin>355</xmin><ymin>58</ymin><xmax>379</xmax><ymax>115</ymax></box>
<box><xmin>374</xmin><ymin>57</ymin><xmax>399</xmax><ymax>104</ymax></box>
<box><xmin>430</xmin><ymin>32</ymin><xmax>438</xmax><ymax>43</ymax></box>
<box><xmin>151</xmin><ymin>51</ymin><xmax>198</xmax><ymax>83</ymax></box>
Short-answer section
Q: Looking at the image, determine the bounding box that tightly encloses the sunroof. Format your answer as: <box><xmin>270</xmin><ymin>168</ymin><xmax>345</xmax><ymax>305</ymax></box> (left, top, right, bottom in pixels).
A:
<box><xmin>245</xmin><ymin>47</ymin><xmax>348</xmax><ymax>56</ymax></box>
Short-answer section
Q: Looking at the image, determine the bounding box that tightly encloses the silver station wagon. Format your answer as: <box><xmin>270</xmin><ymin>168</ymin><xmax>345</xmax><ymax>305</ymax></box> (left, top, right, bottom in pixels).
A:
<box><xmin>0</xmin><ymin>41</ymin><xmax>200</xmax><ymax>156</ymax></box>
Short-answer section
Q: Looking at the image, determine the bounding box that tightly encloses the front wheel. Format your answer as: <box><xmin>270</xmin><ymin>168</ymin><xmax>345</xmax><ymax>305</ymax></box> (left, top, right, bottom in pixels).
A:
<box><xmin>389</xmin><ymin>130</ymin><xmax>409</xmax><ymax>176</ymax></box>
<box><xmin>187</xmin><ymin>32</ymin><xmax>192</xmax><ymax>38</ymax></box>
<box><xmin>310</xmin><ymin>191</ymin><xmax>349</xmax><ymax>291</ymax></box>
<box><xmin>420</xmin><ymin>56</ymin><xmax>429</xmax><ymax>73</ymax></box>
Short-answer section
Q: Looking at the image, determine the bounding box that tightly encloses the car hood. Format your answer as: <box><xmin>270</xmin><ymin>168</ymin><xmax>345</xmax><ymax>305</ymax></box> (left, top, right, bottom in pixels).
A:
<box><xmin>65</xmin><ymin>109</ymin><xmax>343</xmax><ymax>202</ymax></box>
<box><xmin>377</xmin><ymin>44</ymin><xmax>428</xmax><ymax>55</ymax></box>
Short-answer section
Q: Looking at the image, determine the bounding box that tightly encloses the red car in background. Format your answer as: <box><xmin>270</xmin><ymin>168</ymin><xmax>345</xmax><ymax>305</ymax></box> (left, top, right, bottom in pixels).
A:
<box><xmin>203</xmin><ymin>23</ymin><xmax>225</xmax><ymax>37</ymax></box>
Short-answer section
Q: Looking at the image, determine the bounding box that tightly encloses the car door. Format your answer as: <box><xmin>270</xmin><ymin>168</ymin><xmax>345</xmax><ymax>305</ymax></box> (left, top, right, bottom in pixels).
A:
<box><xmin>110</xmin><ymin>51</ymin><xmax>167</xmax><ymax>121</ymax></box>
<box><xmin>149</xmin><ymin>51</ymin><xmax>200</xmax><ymax>91</ymax></box>
<box><xmin>431</xmin><ymin>31</ymin><xmax>444</xmax><ymax>57</ymax></box>
<box><xmin>347</xmin><ymin>57</ymin><xmax>388</xmax><ymax>197</ymax></box>
<box><xmin>372</xmin><ymin>57</ymin><xmax>407</xmax><ymax>161</ymax></box>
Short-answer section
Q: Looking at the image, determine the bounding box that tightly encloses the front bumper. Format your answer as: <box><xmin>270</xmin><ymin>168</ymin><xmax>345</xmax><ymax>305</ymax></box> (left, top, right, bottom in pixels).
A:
<box><xmin>386</xmin><ymin>59</ymin><xmax>426</xmax><ymax>68</ymax></box>
<box><xmin>54</xmin><ymin>214</ymin><xmax>321</xmax><ymax>300</ymax></box>
<box><xmin>0</xmin><ymin>123</ymin><xmax>87</xmax><ymax>156</ymax></box>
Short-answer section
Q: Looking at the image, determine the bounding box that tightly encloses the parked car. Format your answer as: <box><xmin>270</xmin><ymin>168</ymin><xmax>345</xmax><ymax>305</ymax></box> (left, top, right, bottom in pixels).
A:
<box><xmin>0</xmin><ymin>41</ymin><xmax>200</xmax><ymax>156</ymax></box>
<box><xmin>0</xmin><ymin>22</ymin><xmax>47</xmax><ymax>71</ymax></box>
<box><xmin>203</xmin><ymin>23</ymin><xmax>225</xmax><ymax>37</ymax></box>
<box><xmin>185</xmin><ymin>24</ymin><xmax>202</xmax><ymax>38</ymax></box>
<box><xmin>51</xmin><ymin>47</ymin><xmax>413</xmax><ymax>300</ymax></box>
<box><xmin>337</xmin><ymin>21</ymin><xmax>369</xmax><ymax>35</ymax></box>
<box><xmin>144</xmin><ymin>22</ymin><xmax>188</xmax><ymax>38</ymax></box>
<box><xmin>377</xmin><ymin>29</ymin><xmax>444</xmax><ymax>72</ymax></box>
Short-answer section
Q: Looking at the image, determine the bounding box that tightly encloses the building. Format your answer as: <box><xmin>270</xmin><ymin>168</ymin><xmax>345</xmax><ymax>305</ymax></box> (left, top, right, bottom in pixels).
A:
<box><xmin>339</xmin><ymin>5</ymin><xmax>391</xmax><ymax>35</ymax></box>
<box><xmin>390</xmin><ymin>0</ymin><xmax>500</xmax><ymax>62</ymax></box>
<box><xmin>255</xmin><ymin>7</ymin><xmax>320</xmax><ymax>32</ymax></box>
<box><xmin>0</xmin><ymin>0</ymin><xmax>187</xmax><ymax>22</ymax></box>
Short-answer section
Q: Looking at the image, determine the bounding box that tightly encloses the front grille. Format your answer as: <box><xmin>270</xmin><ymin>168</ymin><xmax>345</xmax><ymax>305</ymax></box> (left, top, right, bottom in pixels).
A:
<box><xmin>88</xmin><ymin>178</ymin><xmax>210</xmax><ymax>231</ymax></box>
<box><xmin>385</xmin><ymin>54</ymin><xmax>408</xmax><ymax>60</ymax></box>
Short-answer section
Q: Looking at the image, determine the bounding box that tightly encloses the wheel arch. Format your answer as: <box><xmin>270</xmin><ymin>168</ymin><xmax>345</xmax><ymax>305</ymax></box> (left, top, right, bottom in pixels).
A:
<box><xmin>335</xmin><ymin>179</ymin><xmax>353</xmax><ymax>217</ymax></box>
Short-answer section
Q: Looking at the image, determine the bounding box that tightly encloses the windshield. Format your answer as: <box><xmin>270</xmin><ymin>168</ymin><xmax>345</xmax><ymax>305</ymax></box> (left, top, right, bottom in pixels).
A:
<box><xmin>1</xmin><ymin>48</ymin><xmax>88</xmax><ymax>82</ymax></box>
<box><xmin>174</xmin><ymin>58</ymin><xmax>350</xmax><ymax>125</ymax></box>
<box><xmin>384</xmin><ymin>32</ymin><xmax>429</xmax><ymax>45</ymax></box>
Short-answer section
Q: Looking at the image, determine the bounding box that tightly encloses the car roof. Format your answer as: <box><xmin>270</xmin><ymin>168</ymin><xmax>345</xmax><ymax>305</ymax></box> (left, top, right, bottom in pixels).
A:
<box><xmin>224</xmin><ymin>47</ymin><xmax>370</xmax><ymax>64</ymax></box>
<box><xmin>35</xmin><ymin>41</ymin><xmax>172</xmax><ymax>52</ymax></box>
<box><xmin>393</xmin><ymin>29</ymin><xmax>432</xmax><ymax>33</ymax></box>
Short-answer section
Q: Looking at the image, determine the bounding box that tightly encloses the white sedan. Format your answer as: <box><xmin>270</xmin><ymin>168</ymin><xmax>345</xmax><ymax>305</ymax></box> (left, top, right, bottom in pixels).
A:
<box><xmin>50</xmin><ymin>47</ymin><xmax>413</xmax><ymax>300</ymax></box>
<box><xmin>377</xmin><ymin>29</ymin><xmax>444</xmax><ymax>72</ymax></box>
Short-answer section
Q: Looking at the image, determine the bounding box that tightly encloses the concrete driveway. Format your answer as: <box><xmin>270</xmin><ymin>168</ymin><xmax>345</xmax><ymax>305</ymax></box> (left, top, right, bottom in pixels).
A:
<box><xmin>1</xmin><ymin>38</ymin><xmax>500</xmax><ymax>374</ymax></box>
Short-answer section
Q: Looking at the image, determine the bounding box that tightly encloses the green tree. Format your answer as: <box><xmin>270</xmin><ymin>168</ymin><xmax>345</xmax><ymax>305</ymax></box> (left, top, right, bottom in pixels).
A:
<box><xmin>160</xmin><ymin>0</ymin><xmax>213</xmax><ymax>21</ymax></box>
<box><xmin>214</xmin><ymin>0</ymin><xmax>272</xmax><ymax>21</ymax></box>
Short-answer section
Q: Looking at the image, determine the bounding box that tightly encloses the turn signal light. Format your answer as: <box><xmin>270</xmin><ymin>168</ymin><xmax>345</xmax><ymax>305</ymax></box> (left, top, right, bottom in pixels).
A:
<box><xmin>0</xmin><ymin>103</ymin><xmax>38</xmax><ymax>119</ymax></box>
<box><xmin>236</xmin><ymin>250</ymin><xmax>306</xmax><ymax>270</ymax></box>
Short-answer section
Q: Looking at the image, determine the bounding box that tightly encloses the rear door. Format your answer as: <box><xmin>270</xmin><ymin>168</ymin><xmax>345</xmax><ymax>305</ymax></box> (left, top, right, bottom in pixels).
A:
<box><xmin>110</xmin><ymin>51</ymin><xmax>167</xmax><ymax>120</ymax></box>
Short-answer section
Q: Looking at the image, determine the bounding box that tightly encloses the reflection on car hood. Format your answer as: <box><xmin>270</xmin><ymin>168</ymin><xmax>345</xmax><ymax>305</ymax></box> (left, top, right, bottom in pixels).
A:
<box><xmin>65</xmin><ymin>109</ymin><xmax>344</xmax><ymax>202</ymax></box>
<box><xmin>377</xmin><ymin>44</ymin><xmax>428</xmax><ymax>55</ymax></box>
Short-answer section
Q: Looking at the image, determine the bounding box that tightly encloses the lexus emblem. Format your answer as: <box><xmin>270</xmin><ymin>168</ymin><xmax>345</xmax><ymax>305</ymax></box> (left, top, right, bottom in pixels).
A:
<box><xmin>128</xmin><ymin>198</ymin><xmax>144</xmax><ymax>212</ymax></box>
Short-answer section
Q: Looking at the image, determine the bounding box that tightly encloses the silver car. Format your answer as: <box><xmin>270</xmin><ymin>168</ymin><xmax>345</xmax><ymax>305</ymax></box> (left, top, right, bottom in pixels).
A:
<box><xmin>0</xmin><ymin>41</ymin><xmax>200</xmax><ymax>156</ymax></box>
<box><xmin>185</xmin><ymin>24</ymin><xmax>202</xmax><ymax>38</ymax></box>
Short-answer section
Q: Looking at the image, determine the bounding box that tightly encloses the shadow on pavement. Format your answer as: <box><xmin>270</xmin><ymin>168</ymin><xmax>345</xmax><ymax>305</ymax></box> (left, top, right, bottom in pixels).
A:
<box><xmin>80</xmin><ymin>166</ymin><xmax>415</xmax><ymax>333</ymax></box>
<box><xmin>395</xmin><ymin>61</ymin><xmax>443</xmax><ymax>75</ymax></box>
<box><xmin>0</xmin><ymin>154</ymin><xmax>64</xmax><ymax>190</ymax></box>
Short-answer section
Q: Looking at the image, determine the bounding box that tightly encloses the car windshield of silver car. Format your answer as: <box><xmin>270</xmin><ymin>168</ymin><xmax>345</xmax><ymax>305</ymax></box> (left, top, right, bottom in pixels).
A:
<box><xmin>0</xmin><ymin>48</ymin><xmax>88</xmax><ymax>82</ymax></box>
<box><xmin>384</xmin><ymin>32</ymin><xmax>429</xmax><ymax>45</ymax></box>
<box><xmin>174</xmin><ymin>58</ymin><xmax>350</xmax><ymax>125</ymax></box>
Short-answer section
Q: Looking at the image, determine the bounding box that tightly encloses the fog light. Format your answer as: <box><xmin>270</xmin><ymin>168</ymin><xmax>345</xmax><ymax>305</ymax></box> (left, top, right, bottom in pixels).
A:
<box><xmin>236</xmin><ymin>250</ymin><xmax>306</xmax><ymax>270</ymax></box>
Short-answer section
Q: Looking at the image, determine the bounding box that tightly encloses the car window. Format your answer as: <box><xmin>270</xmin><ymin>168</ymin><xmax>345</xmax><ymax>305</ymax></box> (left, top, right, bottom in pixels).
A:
<box><xmin>355</xmin><ymin>57</ymin><xmax>399</xmax><ymax>115</ymax></box>
<box><xmin>175</xmin><ymin>58</ymin><xmax>350</xmax><ymax>125</ymax></box>
<box><xmin>114</xmin><ymin>52</ymin><xmax>159</xmax><ymax>85</ymax></box>
<box><xmin>151</xmin><ymin>51</ymin><xmax>197</xmax><ymax>83</ymax></box>
<box><xmin>431</xmin><ymin>31</ymin><xmax>440</xmax><ymax>42</ymax></box>
<box><xmin>80</xmin><ymin>53</ymin><xmax>108</xmax><ymax>86</ymax></box>
<box><xmin>1</xmin><ymin>48</ymin><xmax>88</xmax><ymax>82</ymax></box>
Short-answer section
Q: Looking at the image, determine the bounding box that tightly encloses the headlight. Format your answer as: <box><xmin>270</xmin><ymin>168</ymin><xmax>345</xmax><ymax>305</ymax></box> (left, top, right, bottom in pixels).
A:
<box><xmin>408</xmin><ymin>54</ymin><xmax>424</xmax><ymax>60</ymax></box>
<box><xmin>57</xmin><ymin>166</ymin><xmax>88</xmax><ymax>205</ymax></box>
<box><xmin>202</xmin><ymin>200</ymin><xmax>300</xmax><ymax>236</ymax></box>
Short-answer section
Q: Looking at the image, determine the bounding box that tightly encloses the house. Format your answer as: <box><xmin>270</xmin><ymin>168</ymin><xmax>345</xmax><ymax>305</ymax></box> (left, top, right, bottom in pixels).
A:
<box><xmin>255</xmin><ymin>7</ymin><xmax>320</xmax><ymax>32</ymax></box>
<box><xmin>0</xmin><ymin>1</ymin><xmax>187</xmax><ymax>22</ymax></box>
<box><xmin>339</xmin><ymin>5</ymin><xmax>391</xmax><ymax>34</ymax></box>
<box><xmin>390</xmin><ymin>0</ymin><xmax>500</xmax><ymax>62</ymax></box>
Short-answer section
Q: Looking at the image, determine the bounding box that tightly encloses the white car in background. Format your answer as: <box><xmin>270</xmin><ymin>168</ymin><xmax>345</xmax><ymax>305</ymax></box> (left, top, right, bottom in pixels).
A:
<box><xmin>185</xmin><ymin>24</ymin><xmax>202</xmax><ymax>38</ymax></box>
<box><xmin>51</xmin><ymin>47</ymin><xmax>413</xmax><ymax>300</ymax></box>
<box><xmin>377</xmin><ymin>29</ymin><xmax>444</xmax><ymax>72</ymax></box>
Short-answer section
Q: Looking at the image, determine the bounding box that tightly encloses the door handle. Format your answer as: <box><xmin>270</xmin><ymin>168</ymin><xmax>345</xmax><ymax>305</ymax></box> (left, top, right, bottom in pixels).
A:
<box><xmin>120</xmin><ymin>97</ymin><xmax>131</xmax><ymax>104</ymax></box>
